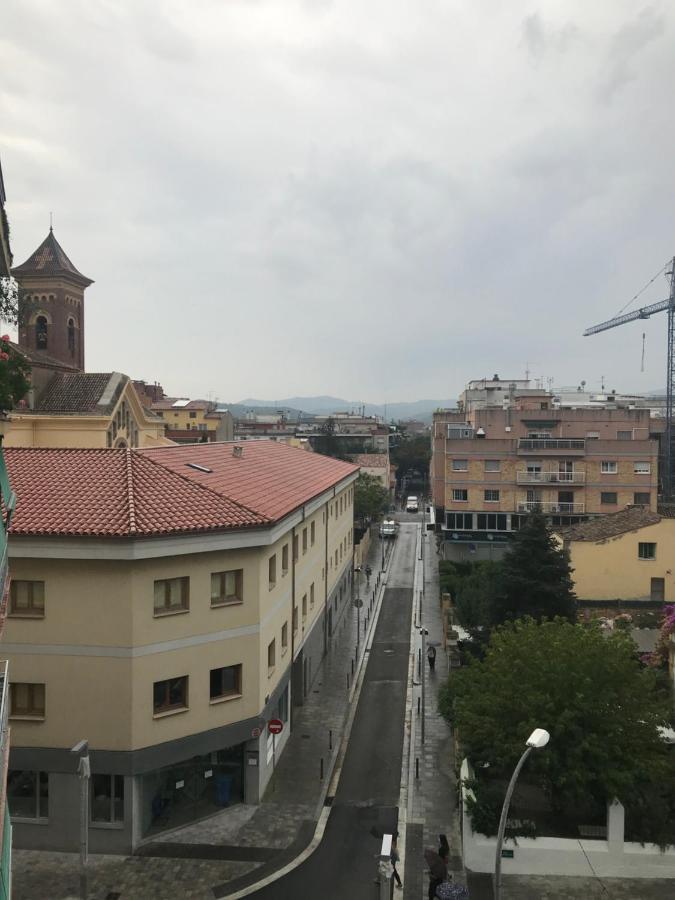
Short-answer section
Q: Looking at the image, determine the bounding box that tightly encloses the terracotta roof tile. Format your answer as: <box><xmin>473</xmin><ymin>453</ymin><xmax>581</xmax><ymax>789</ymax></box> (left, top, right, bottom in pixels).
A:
<box><xmin>346</xmin><ymin>453</ymin><xmax>388</xmax><ymax>468</ymax></box>
<box><xmin>5</xmin><ymin>448</ymin><xmax>266</xmax><ymax>538</ymax></box>
<box><xmin>140</xmin><ymin>440</ymin><xmax>359</xmax><ymax>521</ymax></box>
<box><xmin>4</xmin><ymin>441</ymin><xmax>358</xmax><ymax>539</ymax></box>
<box><xmin>560</xmin><ymin>505</ymin><xmax>661</xmax><ymax>542</ymax></box>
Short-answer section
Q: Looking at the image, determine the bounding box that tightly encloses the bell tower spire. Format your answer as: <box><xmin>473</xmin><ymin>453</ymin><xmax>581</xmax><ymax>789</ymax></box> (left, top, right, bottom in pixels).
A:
<box><xmin>12</xmin><ymin>229</ymin><xmax>93</xmax><ymax>372</ymax></box>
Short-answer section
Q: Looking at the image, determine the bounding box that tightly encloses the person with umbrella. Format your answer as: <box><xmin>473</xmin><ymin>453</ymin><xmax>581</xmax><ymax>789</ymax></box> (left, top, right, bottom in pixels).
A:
<box><xmin>424</xmin><ymin>846</ymin><xmax>447</xmax><ymax>900</ymax></box>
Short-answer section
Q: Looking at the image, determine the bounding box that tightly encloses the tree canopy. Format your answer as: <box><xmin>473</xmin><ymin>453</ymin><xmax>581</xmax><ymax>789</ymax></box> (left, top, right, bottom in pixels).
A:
<box><xmin>390</xmin><ymin>433</ymin><xmax>431</xmax><ymax>481</ymax></box>
<box><xmin>354</xmin><ymin>471</ymin><xmax>389</xmax><ymax>523</ymax></box>
<box><xmin>441</xmin><ymin>618</ymin><xmax>673</xmax><ymax>840</ymax></box>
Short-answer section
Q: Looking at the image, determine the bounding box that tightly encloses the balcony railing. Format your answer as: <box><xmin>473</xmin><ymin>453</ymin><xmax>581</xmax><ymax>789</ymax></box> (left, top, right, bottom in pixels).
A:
<box><xmin>518</xmin><ymin>439</ymin><xmax>585</xmax><ymax>451</ymax></box>
<box><xmin>516</xmin><ymin>470</ymin><xmax>586</xmax><ymax>484</ymax></box>
<box><xmin>517</xmin><ymin>501</ymin><xmax>585</xmax><ymax>514</ymax></box>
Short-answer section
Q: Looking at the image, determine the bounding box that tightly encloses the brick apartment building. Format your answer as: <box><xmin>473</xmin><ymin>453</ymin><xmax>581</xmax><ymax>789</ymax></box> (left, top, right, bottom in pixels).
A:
<box><xmin>432</xmin><ymin>380</ymin><xmax>663</xmax><ymax>559</ymax></box>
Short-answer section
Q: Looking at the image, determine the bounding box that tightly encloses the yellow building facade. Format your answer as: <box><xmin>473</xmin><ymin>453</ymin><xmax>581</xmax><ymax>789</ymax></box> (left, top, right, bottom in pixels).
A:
<box><xmin>4</xmin><ymin>442</ymin><xmax>358</xmax><ymax>853</ymax></box>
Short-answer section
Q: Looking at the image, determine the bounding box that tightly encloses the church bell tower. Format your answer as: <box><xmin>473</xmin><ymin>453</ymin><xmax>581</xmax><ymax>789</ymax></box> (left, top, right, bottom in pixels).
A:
<box><xmin>12</xmin><ymin>228</ymin><xmax>93</xmax><ymax>372</ymax></box>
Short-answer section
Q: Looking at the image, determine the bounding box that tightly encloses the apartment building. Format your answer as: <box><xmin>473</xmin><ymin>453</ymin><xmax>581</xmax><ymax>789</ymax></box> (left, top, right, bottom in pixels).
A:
<box><xmin>151</xmin><ymin>398</ymin><xmax>234</xmax><ymax>444</ymax></box>
<box><xmin>432</xmin><ymin>394</ymin><xmax>662</xmax><ymax>557</ymax></box>
<box><xmin>3</xmin><ymin>441</ymin><xmax>358</xmax><ymax>853</ymax></box>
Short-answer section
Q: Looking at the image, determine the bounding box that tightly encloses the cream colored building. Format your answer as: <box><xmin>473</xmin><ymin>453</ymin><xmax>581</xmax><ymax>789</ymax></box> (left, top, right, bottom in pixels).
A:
<box><xmin>556</xmin><ymin>506</ymin><xmax>675</xmax><ymax>603</ymax></box>
<box><xmin>4</xmin><ymin>441</ymin><xmax>358</xmax><ymax>853</ymax></box>
<box><xmin>5</xmin><ymin>371</ymin><xmax>169</xmax><ymax>449</ymax></box>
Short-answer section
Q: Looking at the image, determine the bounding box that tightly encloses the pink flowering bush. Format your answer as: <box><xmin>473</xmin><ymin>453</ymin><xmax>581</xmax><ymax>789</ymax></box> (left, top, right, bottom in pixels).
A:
<box><xmin>642</xmin><ymin>604</ymin><xmax>675</xmax><ymax>669</ymax></box>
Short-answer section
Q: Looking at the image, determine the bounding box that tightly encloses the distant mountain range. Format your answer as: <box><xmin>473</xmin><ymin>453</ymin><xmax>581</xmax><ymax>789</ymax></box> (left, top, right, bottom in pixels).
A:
<box><xmin>233</xmin><ymin>396</ymin><xmax>455</xmax><ymax>422</ymax></box>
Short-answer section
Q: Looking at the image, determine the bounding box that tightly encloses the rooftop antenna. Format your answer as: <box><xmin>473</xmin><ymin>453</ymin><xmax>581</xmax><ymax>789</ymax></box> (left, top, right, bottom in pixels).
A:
<box><xmin>601</xmin><ymin>374</ymin><xmax>605</xmax><ymax>391</ymax></box>
<box><xmin>525</xmin><ymin>362</ymin><xmax>530</xmax><ymax>381</ymax></box>
<box><xmin>49</xmin><ymin>211</ymin><xmax>53</xmax><ymax>231</ymax></box>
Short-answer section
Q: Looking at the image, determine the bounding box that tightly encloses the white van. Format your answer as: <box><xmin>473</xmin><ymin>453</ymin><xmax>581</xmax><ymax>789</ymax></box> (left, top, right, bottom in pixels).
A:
<box><xmin>406</xmin><ymin>496</ymin><xmax>419</xmax><ymax>513</ymax></box>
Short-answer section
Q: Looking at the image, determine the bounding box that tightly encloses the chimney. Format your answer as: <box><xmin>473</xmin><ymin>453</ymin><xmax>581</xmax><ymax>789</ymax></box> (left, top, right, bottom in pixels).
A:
<box><xmin>233</xmin><ymin>445</ymin><xmax>243</xmax><ymax>459</ymax></box>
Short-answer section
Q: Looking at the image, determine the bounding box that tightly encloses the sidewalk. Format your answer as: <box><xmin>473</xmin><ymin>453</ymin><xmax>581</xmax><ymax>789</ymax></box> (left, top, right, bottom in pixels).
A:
<box><xmin>12</xmin><ymin>532</ymin><xmax>392</xmax><ymax>900</ymax></box>
<box><xmin>404</xmin><ymin>528</ymin><xmax>465</xmax><ymax>900</ymax></box>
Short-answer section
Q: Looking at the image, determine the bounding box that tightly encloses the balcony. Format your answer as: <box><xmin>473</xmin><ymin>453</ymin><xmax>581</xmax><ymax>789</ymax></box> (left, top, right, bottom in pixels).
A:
<box><xmin>518</xmin><ymin>438</ymin><xmax>585</xmax><ymax>452</ymax></box>
<box><xmin>516</xmin><ymin>470</ymin><xmax>586</xmax><ymax>485</ymax></box>
<box><xmin>517</xmin><ymin>501</ymin><xmax>585</xmax><ymax>514</ymax></box>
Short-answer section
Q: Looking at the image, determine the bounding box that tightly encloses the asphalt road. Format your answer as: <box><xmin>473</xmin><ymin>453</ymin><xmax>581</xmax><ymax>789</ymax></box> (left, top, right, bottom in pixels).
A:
<box><xmin>248</xmin><ymin>525</ymin><xmax>416</xmax><ymax>899</ymax></box>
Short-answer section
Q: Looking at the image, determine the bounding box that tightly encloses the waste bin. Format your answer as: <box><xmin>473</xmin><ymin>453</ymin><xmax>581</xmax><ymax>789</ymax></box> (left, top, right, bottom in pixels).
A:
<box><xmin>215</xmin><ymin>774</ymin><xmax>233</xmax><ymax>806</ymax></box>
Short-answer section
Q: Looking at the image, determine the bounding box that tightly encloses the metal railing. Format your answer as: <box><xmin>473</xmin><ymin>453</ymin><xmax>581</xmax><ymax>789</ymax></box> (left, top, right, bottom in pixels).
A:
<box><xmin>516</xmin><ymin>470</ymin><xmax>586</xmax><ymax>484</ymax></box>
<box><xmin>518</xmin><ymin>439</ymin><xmax>585</xmax><ymax>451</ymax></box>
<box><xmin>517</xmin><ymin>501</ymin><xmax>585</xmax><ymax>514</ymax></box>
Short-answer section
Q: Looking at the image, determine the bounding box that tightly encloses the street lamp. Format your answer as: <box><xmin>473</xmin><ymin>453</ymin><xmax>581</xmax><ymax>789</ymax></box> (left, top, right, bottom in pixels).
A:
<box><xmin>71</xmin><ymin>739</ymin><xmax>90</xmax><ymax>900</ymax></box>
<box><xmin>494</xmin><ymin>728</ymin><xmax>550</xmax><ymax>900</ymax></box>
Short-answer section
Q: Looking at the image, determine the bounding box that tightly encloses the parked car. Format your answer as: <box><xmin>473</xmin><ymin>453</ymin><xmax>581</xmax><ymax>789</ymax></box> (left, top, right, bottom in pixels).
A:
<box><xmin>406</xmin><ymin>495</ymin><xmax>419</xmax><ymax>513</ymax></box>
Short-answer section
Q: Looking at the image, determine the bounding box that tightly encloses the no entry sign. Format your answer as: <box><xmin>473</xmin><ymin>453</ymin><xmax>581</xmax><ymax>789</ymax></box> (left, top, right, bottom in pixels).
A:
<box><xmin>268</xmin><ymin>718</ymin><xmax>283</xmax><ymax>735</ymax></box>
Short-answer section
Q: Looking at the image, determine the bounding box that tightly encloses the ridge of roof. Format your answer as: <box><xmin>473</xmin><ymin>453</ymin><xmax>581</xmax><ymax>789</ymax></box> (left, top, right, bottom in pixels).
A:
<box><xmin>124</xmin><ymin>448</ymin><xmax>137</xmax><ymax>535</ymax></box>
<box><xmin>12</xmin><ymin>229</ymin><xmax>93</xmax><ymax>286</ymax></box>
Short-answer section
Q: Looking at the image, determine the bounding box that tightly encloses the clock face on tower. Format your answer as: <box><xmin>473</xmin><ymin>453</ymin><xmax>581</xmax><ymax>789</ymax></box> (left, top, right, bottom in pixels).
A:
<box><xmin>11</xmin><ymin>228</ymin><xmax>93</xmax><ymax>373</ymax></box>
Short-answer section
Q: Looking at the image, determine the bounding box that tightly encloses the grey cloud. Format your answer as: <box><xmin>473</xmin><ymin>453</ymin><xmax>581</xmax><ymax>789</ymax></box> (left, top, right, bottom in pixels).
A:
<box><xmin>599</xmin><ymin>6</ymin><xmax>666</xmax><ymax>101</ymax></box>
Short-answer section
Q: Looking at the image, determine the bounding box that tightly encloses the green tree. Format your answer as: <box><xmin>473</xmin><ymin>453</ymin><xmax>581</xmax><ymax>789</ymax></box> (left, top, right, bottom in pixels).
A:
<box><xmin>491</xmin><ymin>510</ymin><xmax>576</xmax><ymax>625</ymax></box>
<box><xmin>313</xmin><ymin>417</ymin><xmax>344</xmax><ymax>460</ymax></box>
<box><xmin>442</xmin><ymin>619</ymin><xmax>672</xmax><ymax>838</ymax></box>
<box><xmin>354</xmin><ymin>472</ymin><xmax>389</xmax><ymax>523</ymax></box>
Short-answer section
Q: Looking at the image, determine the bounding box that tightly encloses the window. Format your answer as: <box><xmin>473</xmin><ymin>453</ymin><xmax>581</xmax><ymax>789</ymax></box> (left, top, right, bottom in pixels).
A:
<box><xmin>293</xmin><ymin>535</ymin><xmax>299</xmax><ymax>561</ymax></box>
<box><xmin>601</xmin><ymin>461</ymin><xmax>617</xmax><ymax>474</ymax></box>
<box><xmin>302</xmin><ymin>594</ymin><xmax>307</xmax><ymax>619</ymax></box>
<box><xmin>484</xmin><ymin>460</ymin><xmax>500</xmax><ymax>472</ymax></box>
<box><xmin>302</xmin><ymin>528</ymin><xmax>308</xmax><ymax>554</ymax></box>
<box><xmin>268</xmin><ymin>639</ymin><xmax>276</xmax><ymax>672</ymax></box>
<box><xmin>638</xmin><ymin>542</ymin><xmax>656</xmax><ymax>560</ymax></box>
<box><xmin>600</xmin><ymin>492</ymin><xmax>618</xmax><ymax>504</ymax></box>
<box><xmin>8</xmin><ymin>770</ymin><xmax>49</xmax><ymax>819</ymax></box>
<box><xmin>91</xmin><ymin>774</ymin><xmax>124</xmax><ymax>824</ymax></box>
<box><xmin>634</xmin><ymin>492</ymin><xmax>651</xmax><ymax>505</ymax></box>
<box><xmin>153</xmin><ymin>676</ymin><xmax>188</xmax><ymax>715</ymax></box>
<box><xmin>452</xmin><ymin>459</ymin><xmax>468</xmax><ymax>471</ymax></box>
<box><xmin>617</xmin><ymin>430</ymin><xmax>632</xmax><ymax>440</ymax></box>
<box><xmin>67</xmin><ymin>318</ymin><xmax>76</xmax><ymax>355</ymax></box>
<box><xmin>35</xmin><ymin>315</ymin><xmax>48</xmax><ymax>350</ymax></box>
<box><xmin>310</xmin><ymin>583</ymin><xmax>315</xmax><ymax>608</ymax></box>
<box><xmin>452</xmin><ymin>489</ymin><xmax>468</xmax><ymax>502</ymax></box>
<box><xmin>281</xmin><ymin>621</ymin><xmax>288</xmax><ymax>653</ymax></box>
<box><xmin>153</xmin><ymin>577</ymin><xmax>189</xmax><ymax>615</ymax></box>
<box><xmin>446</xmin><ymin>513</ymin><xmax>473</xmax><ymax>530</ymax></box>
<box><xmin>282</xmin><ymin>544</ymin><xmax>289</xmax><ymax>574</ymax></box>
<box><xmin>10</xmin><ymin>683</ymin><xmax>45</xmax><ymax>719</ymax></box>
<box><xmin>311</xmin><ymin>521</ymin><xmax>316</xmax><ymax>545</ymax></box>
<box><xmin>476</xmin><ymin>514</ymin><xmax>508</xmax><ymax>531</ymax></box>
<box><xmin>321</xmin><ymin>567</ymin><xmax>325</xmax><ymax>582</ymax></box>
<box><xmin>10</xmin><ymin>580</ymin><xmax>45</xmax><ymax>617</ymax></box>
<box><xmin>335</xmin><ymin>549</ymin><xmax>338</xmax><ymax>566</ymax></box>
<box><xmin>189</xmin><ymin>411</ymin><xmax>197</xmax><ymax>419</ymax></box>
<box><xmin>293</xmin><ymin>606</ymin><xmax>298</xmax><ymax>634</ymax></box>
<box><xmin>210</xmin><ymin>664</ymin><xmax>242</xmax><ymax>701</ymax></box>
<box><xmin>210</xmin><ymin>570</ymin><xmax>243</xmax><ymax>606</ymax></box>
<box><xmin>484</xmin><ymin>490</ymin><xmax>500</xmax><ymax>502</ymax></box>
<box><xmin>268</xmin><ymin>554</ymin><xmax>277</xmax><ymax>589</ymax></box>
<box><xmin>634</xmin><ymin>461</ymin><xmax>651</xmax><ymax>475</ymax></box>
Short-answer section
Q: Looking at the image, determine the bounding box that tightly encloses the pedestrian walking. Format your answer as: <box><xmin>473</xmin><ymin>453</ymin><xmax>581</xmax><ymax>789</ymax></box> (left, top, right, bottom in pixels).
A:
<box><xmin>427</xmin><ymin>644</ymin><xmax>437</xmax><ymax>671</ymax></box>
<box><xmin>391</xmin><ymin>833</ymin><xmax>402</xmax><ymax>890</ymax></box>
<box><xmin>424</xmin><ymin>847</ymin><xmax>448</xmax><ymax>900</ymax></box>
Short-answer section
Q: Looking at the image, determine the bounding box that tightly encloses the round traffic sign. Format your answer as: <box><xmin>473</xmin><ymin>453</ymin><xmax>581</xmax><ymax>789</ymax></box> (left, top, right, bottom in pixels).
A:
<box><xmin>268</xmin><ymin>718</ymin><xmax>283</xmax><ymax>735</ymax></box>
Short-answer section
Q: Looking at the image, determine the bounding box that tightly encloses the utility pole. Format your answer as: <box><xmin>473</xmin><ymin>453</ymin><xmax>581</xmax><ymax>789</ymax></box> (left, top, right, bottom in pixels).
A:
<box><xmin>71</xmin><ymin>740</ymin><xmax>90</xmax><ymax>900</ymax></box>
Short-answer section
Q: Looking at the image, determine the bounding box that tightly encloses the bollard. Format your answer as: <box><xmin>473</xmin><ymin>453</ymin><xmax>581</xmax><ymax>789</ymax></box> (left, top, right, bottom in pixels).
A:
<box><xmin>351</xmin><ymin>658</ymin><xmax>354</xmax><ymax>675</ymax></box>
<box><xmin>418</xmin><ymin>648</ymin><xmax>421</xmax><ymax>677</ymax></box>
<box><xmin>417</xmin><ymin>696</ymin><xmax>421</xmax><ymax>715</ymax></box>
<box><xmin>320</xmin><ymin>757</ymin><xmax>324</xmax><ymax>780</ymax></box>
<box><xmin>329</xmin><ymin>729</ymin><xmax>332</xmax><ymax>750</ymax></box>
<box><xmin>416</xmin><ymin>757</ymin><xmax>419</xmax><ymax>780</ymax></box>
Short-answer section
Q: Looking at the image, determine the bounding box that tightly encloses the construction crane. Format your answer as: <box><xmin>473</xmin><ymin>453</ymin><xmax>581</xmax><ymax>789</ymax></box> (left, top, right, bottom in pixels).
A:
<box><xmin>584</xmin><ymin>257</ymin><xmax>675</xmax><ymax>500</ymax></box>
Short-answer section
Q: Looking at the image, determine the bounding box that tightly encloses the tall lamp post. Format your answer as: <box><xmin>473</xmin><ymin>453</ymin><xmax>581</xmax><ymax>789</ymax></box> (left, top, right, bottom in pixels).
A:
<box><xmin>71</xmin><ymin>739</ymin><xmax>91</xmax><ymax>900</ymax></box>
<box><xmin>494</xmin><ymin>728</ymin><xmax>550</xmax><ymax>900</ymax></box>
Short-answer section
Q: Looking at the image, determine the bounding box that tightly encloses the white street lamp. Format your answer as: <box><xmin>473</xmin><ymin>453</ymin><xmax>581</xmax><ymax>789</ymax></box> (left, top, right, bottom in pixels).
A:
<box><xmin>494</xmin><ymin>728</ymin><xmax>550</xmax><ymax>900</ymax></box>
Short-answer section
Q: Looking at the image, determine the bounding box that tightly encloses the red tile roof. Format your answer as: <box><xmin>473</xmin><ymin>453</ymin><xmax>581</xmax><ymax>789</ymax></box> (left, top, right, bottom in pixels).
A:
<box><xmin>4</xmin><ymin>442</ymin><xmax>358</xmax><ymax>539</ymax></box>
<box><xmin>140</xmin><ymin>441</ymin><xmax>359</xmax><ymax>522</ymax></box>
<box><xmin>5</xmin><ymin>448</ymin><xmax>265</xmax><ymax>538</ymax></box>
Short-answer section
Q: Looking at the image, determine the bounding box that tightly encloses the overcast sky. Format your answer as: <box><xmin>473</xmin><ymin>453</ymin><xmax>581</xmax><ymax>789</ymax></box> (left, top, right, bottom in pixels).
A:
<box><xmin>2</xmin><ymin>1</ymin><xmax>675</xmax><ymax>403</ymax></box>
